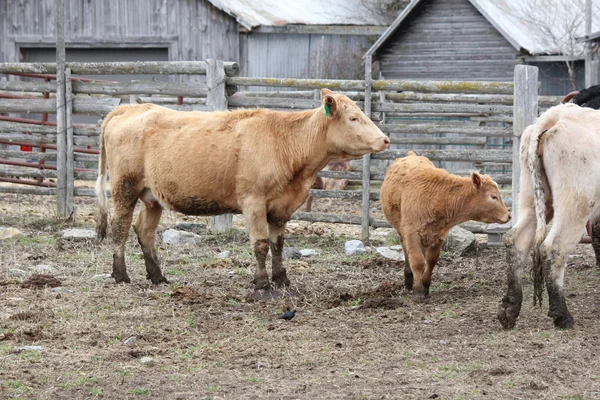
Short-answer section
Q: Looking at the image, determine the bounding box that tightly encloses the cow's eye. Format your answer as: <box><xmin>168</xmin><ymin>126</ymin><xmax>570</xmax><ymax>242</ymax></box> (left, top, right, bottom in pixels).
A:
<box><xmin>491</xmin><ymin>195</ymin><xmax>498</xmax><ymax>201</ymax></box>
<box><xmin>350</xmin><ymin>116</ymin><xmax>359</xmax><ymax>122</ymax></box>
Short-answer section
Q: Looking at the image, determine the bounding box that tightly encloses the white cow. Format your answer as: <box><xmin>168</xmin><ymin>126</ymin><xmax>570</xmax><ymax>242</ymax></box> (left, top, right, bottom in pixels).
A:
<box><xmin>498</xmin><ymin>103</ymin><xmax>600</xmax><ymax>329</ymax></box>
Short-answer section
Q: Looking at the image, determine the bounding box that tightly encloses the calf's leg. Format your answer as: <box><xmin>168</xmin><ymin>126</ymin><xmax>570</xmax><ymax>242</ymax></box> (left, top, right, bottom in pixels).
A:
<box><xmin>498</xmin><ymin>208</ymin><xmax>535</xmax><ymax>329</ymax></box>
<box><xmin>422</xmin><ymin>241</ymin><xmax>443</xmax><ymax>296</ymax></box>
<box><xmin>268</xmin><ymin>222</ymin><xmax>290</xmax><ymax>288</ymax></box>
<box><xmin>244</xmin><ymin>201</ymin><xmax>270</xmax><ymax>290</ymax></box>
<box><xmin>133</xmin><ymin>203</ymin><xmax>168</xmax><ymax>284</ymax></box>
<box><xmin>109</xmin><ymin>177</ymin><xmax>142</xmax><ymax>284</ymax></box>
<box><xmin>403</xmin><ymin>235</ymin><xmax>427</xmax><ymax>301</ymax></box>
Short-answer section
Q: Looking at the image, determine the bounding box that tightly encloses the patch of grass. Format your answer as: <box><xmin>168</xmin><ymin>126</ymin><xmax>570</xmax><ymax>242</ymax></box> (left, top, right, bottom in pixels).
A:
<box><xmin>2</xmin><ymin>380</ymin><xmax>32</xmax><ymax>397</ymax></box>
<box><xmin>128</xmin><ymin>388</ymin><xmax>152</xmax><ymax>395</ymax></box>
<box><xmin>88</xmin><ymin>387</ymin><xmax>104</xmax><ymax>397</ymax></box>
<box><xmin>61</xmin><ymin>374</ymin><xmax>99</xmax><ymax>389</ymax></box>
<box><xmin>227</xmin><ymin>298</ymin><xmax>239</xmax><ymax>306</ymax></box>
<box><xmin>186</xmin><ymin>313</ymin><xmax>197</xmax><ymax>329</ymax></box>
<box><xmin>207</xmin><ymin>385</ymin><xmax>224</xmax><ymax>392</ymax></box>
<box><xmin>246</xmin><ymin>376</ymin><xmax>265</xmax><ymax>383</ymax></box>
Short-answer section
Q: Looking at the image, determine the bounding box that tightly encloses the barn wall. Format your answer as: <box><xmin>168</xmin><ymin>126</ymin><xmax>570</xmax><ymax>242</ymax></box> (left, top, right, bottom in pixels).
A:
<box><xmin>241</xmin><ymin>32</ymin><xmax>376</xmax><ymax>80</ymax></box>
<box><xmin>1</xmin><ymin>0</ymin><xmax>239</xmax><ymax>64</ymax></box>
<box><xmin>526</xmin><ymin>60</ymin><xmax>586</xmax><ymax>96</ymax></box>
<box><xmin>377</xmin><ymin>0</ymin><xmax>519</xmax><ymax>81</ymax></box>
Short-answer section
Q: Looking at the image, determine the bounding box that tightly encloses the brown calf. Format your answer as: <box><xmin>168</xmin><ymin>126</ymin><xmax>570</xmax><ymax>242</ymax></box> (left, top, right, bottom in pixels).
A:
<box><xmin>380</xmin><ymin>151</ymin><xmax>511</xmax><ymax>300</ymax></box>
<box><xmin>96</xmin><ymin>89</ymin><xmax>390</xmax><ymax>289</ymax></box>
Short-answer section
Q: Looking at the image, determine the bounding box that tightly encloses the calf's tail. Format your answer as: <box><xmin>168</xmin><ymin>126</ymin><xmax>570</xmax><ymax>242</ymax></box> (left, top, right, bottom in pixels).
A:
<box><xmin>95</xmin><ymin>110</ymin><xmax>116</xmax><ymax>241</ymax></box>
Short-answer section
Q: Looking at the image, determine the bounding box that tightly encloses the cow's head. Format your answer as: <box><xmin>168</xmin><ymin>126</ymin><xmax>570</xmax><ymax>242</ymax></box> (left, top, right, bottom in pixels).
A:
<box><xmin>468</xmin><ymin>172</ymin><xmax>511</xmax><ymax>224</ymax></box>
<box><xmin>320</xmin><ymin>89</ymin><xmax>389</xmax><ymax>157</ymax></box>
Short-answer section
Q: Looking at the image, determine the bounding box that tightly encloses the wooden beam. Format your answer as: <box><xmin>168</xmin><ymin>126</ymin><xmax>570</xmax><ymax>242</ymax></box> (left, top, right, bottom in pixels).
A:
<box><xmin>512</xmin><ymin>65</ymin><xmax>539</xmax><ymax>223</ymax></box>
<box><xmin>0</xmin><ymin>61</ymin><xmax>240</xmax><ymax>77</ymax></box>
<box><xmin>249</xmin><ymin>25</ymin><xmax>387</xmax><ymax>36</ymax></box>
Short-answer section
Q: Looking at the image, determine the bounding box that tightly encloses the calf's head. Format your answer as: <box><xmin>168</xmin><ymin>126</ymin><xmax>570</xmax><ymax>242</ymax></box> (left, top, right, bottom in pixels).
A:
<box><xmin>467</xmin><ymin>172</ymin><xmax>511</xmax><ymax>224</ymax></box>
<box><xmin>320</xmin><ymin>88</ymin><xmax>389</xmax><ymax>157</ymax></box>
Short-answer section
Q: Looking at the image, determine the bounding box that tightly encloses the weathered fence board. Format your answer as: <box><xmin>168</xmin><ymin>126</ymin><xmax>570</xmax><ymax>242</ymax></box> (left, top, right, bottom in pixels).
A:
<box><xmin>372</xmin><ymin>149</ymin><xmax>512</xmax><ymax>163</ymax></box>
<box><xmin>380</xmin><ymin>124</ymin><xmax>511</xmax><ymax>137</ymax></box>
<box><xmin>0</xmin><ymin>98</ymin><xmax>120</xmax><ymax>114</ymax></box>
<box><xmin>0</xmin><ymin>61</ymin><xmax>240</xmax><ymax>77</ymax></box>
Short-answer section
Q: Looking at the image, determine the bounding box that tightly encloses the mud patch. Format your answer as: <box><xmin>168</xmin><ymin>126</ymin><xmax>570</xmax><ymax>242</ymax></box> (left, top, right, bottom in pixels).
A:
<box><xmin>343</xmin><ymin>257</ymin><xmax>403</xmax><ymax>271</ymax></box>
<box><xmin>357</xmin><ymin>297</ymin><xmax>404</xmax><ymax>310</ymax></box>
<box><xmin>20</xmin><ymin>274</ymin><xmax>62</xmax><ymax>289</ymax></box>
<box><xmin>170</xmin><ymin>286</ymin><xmax>213</xmax><ymax>304</ymax></box>
<box><xmin>246</xmin><ymin>288</ymin><xmax>303</xmax><ymax>302</ymax></box>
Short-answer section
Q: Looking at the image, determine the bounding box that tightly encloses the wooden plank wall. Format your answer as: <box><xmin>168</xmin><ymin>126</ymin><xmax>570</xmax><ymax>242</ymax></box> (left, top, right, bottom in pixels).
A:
<box><xmin>378</xmin><ymin>0</ymin><xmax>519</xmax><ymax>82</ymax></box>
<box><xmin>0</xmin><ymin>0</ymin><xmax>239</xmax><ymax>64</ymax></box>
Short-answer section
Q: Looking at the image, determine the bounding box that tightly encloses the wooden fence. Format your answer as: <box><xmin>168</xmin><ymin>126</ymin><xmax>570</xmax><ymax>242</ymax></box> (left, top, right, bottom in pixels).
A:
<box><xmin>0</xmin><ymin>61</ymin><xmax>545</xmax><ymax>239</ymax></box>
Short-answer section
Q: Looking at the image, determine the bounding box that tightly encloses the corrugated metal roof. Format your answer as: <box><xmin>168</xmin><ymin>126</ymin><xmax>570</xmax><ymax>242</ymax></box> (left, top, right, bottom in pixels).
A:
<box><xmin>367</xmin><ymin>0</ymin><xmax>600</xmax><ymax>57</ymax></box>
<box><xmin>206</xmin><ymin>0</ymin><xmax>389</xmax><ymax>30</ymax></box>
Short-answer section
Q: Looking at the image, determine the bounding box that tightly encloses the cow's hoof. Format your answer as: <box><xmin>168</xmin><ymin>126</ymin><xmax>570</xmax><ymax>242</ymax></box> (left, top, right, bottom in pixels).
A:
<box><xmin>112</xmin><ymin>273</ymin><xmax>131</xmax><ymax>284</ymax></box>
<box><xmin>272</xmin><ymin>274</ymin><xmax>290</xmax><ymax>288</ymax></box>
<box><xmin>497</xmin><ymin>294</ymin><xmax>521</xmax><ymax>330</ymax></box>
<box><xmin>253</xmin><ymin>279</ymin><xmax>272</xmax><ymax>291</ymax></box>
<box><xmin>147</xmin><ymin>274</ymin><xmax>169</xmax><ymax>285</ymax></box>
<box><xmin>552</xmin><ymin>313</ymin><xmax>574</xmax><ymax>329</ymax></box>
<box><xmin>412</xmin><ymin>292</ymin><xmax>427</xmax><ymax>303</ymax></box>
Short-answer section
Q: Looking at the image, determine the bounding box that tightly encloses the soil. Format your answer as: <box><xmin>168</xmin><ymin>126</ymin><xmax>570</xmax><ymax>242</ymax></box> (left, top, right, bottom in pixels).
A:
<box><xmin>1</xmin><ymin>192</ymin><xmax>600</xmax><ymax>399</ymax></box>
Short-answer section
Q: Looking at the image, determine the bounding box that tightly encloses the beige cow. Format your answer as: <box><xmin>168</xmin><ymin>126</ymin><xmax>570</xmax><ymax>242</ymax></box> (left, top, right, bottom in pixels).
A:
<box><xmin>96</xmin><ymin>89</ymin><xmax>390</xmax><ymax>289</ymax></box>
<box><xmin>498</xmin><ymin>103</ymin><xmax>600</xmax><ymax>329</ymax></box>
<box><xmin>380</xmin><ymin>152</ymin><xmax>511</xmax><ymax>300</ymax></box>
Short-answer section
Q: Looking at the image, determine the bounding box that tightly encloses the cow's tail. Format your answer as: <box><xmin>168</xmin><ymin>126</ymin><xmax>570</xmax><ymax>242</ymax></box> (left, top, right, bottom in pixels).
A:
<box><xmin>95</xmin><ymin>108</ymin><xmax>120</xmax><ymax>241</ymax></box>
<box><xmin>526</xmin><ymin>112</ymin><xmax>556</xmax><ymax>307</ymax></box>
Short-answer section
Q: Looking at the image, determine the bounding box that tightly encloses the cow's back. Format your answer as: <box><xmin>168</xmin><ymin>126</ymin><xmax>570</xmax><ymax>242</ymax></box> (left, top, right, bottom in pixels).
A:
<box><xmin>381</xmin><ymin>153</ymin><xmax>438</xmax><ymax>222</ymax></box>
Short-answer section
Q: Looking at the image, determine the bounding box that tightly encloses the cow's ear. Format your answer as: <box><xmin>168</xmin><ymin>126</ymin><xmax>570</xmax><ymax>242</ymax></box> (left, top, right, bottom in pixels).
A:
<box><xmin>321</xmin><ymin>88</ymin><xmax>337</xmax><ymax>117</ymax></box>
<box><xmin>471</xmin><ymin>172</ymin><xmax>482</xmax><ymax>189</ymax></box>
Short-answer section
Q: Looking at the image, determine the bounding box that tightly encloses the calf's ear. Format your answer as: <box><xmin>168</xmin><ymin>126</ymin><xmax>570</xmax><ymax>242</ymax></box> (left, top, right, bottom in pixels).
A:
<box><xmin>321</xmin><ymin>88</ymin><xmax>337</xmax><ymax>117</ymax></box>
<box><xmin>471</xmin><ymin>172</ymin><xmax>482</xmax><ymax>189</ymax></box>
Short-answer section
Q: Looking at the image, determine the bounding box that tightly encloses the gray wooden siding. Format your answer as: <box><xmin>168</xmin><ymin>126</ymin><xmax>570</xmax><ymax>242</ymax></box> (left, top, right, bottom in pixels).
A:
<box><xmin>241</xmin><ymin>32</ymin><xmax>375</xmax><ymax>80</ymax></box>
<box><xmin>378</xmin><ymin>0</ymin><xmax>519</xmax><ymax>81</ymax></box>
<box><xmin>1</xmin><ymin>0</ymin><xmax>239</xmax><ymax>64</ymax></box>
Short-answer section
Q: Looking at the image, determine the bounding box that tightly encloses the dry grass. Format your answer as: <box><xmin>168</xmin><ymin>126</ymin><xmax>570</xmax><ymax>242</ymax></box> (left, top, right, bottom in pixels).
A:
<box><xmin>1</xmin><ymin>193</ymin><xmax>600</xmax><ymax>399</ymax></box>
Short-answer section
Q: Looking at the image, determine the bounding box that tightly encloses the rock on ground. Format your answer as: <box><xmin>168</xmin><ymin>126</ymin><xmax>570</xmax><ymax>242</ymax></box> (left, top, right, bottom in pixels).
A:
<box><xmin>443</xmin><ymin>226</ymin><xmax>478</xmax><ymax>256</ymax></box>
<box><xmin>0</xmin><ymin>227</ymin><xmax>22</xmax><ymax>240</ymax></box>
<box><xmin>162</xmin><ymin>229</ymin><xmax>202</xmax><ymax>245</ymax></box>
<box><xmin>345</xmin><ymin>240</ymin><xmax>366</xmax><ymax>256</ymax></box>
<box><xmin>62</xmin><ymin>228</ymin><xmax>96</xmax><ymax>241</ymax></box>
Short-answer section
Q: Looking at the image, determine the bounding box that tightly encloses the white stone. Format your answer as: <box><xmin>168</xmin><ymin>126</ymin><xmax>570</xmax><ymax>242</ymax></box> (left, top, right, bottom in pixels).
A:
<box><xmin>345</xmin><ymin>240</ymin><xmax>366</xmax><ymax>256</ymax></box>
<box><xmin>162</xmin><ymin>229</ymin><xmax>202</xmax><ymax>245</ymax></box>
<box><xmin>443</xmin><ymin>226</ymin><xmax>478</xmax><ymax>256</ymax></box>
<box><xmin>0</xmin><ymin>227</ymin><xmax>21</xmax><ymax>240</ymax></box>
<box><xmin>140</xmin><ymin>356</ymin><xmax>155</xmax><ymax>365</ymax></box>
<box><xmin>123</xmin><ymin>336</ymin><xmax>137</xmax><ymax>345</ymax></box>
<box><xmin>216</xmin><ymin>250</ymin><xmax>231</xmax><ymax>259</ymax></box>
<box><xmin>375</xmin><ymin>246</ymin><xmax>405</xmax><ymax>261</ymax></box>
<box><xmin>299</xmin><ymin>249</ymin><xmax>319</xmax><ymax>257</ymax></box>
<box><xmin>62</xmin><ymin>228</ymin><xmax>96</xmax><ymax>241</ymax></box>
<box><xmin>32</xmin><ymin>264</ymin><xmax>57</xmax><ymax>274</ymax></box>
<box><xmin>14</xmin><ymin>345</ymin><xmax>44</xmax><ymax>352</ymax></box>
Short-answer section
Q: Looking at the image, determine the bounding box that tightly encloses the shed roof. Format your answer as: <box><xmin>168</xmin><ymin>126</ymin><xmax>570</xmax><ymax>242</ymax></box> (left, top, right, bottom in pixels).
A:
<box><xmin>207</xmin><ymin>0</ymin><xmax>389</xmax><ymax>31</ymax></box>
<box><xmin>366</xmin><ymin>0</ymin><xmax>600</xmax><ymax>57</ymax></box>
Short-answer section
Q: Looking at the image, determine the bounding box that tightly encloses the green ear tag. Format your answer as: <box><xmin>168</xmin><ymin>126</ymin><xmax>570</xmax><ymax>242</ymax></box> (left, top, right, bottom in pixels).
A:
<box><xmin>324</xmin><ymin>103</ymin><xmax>331</xmax><ymax>117</ymax></box>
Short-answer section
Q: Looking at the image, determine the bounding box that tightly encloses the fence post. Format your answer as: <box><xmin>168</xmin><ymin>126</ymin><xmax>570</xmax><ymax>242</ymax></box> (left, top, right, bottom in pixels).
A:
<box><xmin>206</xmin><ymin>59</ymin><xmax>233</xmax><ymax>233</ymax></box>
<box><xmin>65</xmin><ymin>68</ymin><xmax>74</xmax><ymax>216</ymax></box>
<box><xmin>361</xmin><ymin>55</ymin><xmax>373</xmax><ymax>240</ymax></box>
<box><xmin>56</xmin><ymin>0</ymin><xmax>70</xmax><ymax>218</ymax></box>
<box><xmin>512</xmin><ymin>65</ymin><xmax>538</xmax><ymax>223</ymax></box>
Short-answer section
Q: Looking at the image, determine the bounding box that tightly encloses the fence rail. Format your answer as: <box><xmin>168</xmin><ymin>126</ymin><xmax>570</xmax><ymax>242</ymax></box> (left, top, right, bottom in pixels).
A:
<box><xmin>0</xmin><ymin>60</ymin><xmax>541</xmax><ymax>239</ymax></box>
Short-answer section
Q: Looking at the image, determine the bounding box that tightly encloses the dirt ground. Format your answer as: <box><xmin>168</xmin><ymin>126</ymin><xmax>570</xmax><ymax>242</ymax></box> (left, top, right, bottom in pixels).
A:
<box><xmin>1</xmin><ymin>192</ymin><xmax>600</xmax><ymax>400</ymax></box>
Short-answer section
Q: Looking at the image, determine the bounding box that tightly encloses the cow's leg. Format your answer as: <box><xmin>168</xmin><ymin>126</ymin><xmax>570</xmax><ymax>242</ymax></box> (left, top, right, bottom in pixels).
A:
<box><xmin>109</xmin><ymin>178</ymin><xmax>141</xmax><ymax>284</ymax></box>
<box><xmin>538</xmin><ymin>209</ymin><xmax>589</xmax><ymax>328</ymax></box>
<box><xmin>403</xmin><ymin>235</ymin><xmax>427</xmax><ymax>301</ymax></box>
<box><xmin>133</xmin><ymin>203</ymin><xmax>168</xmax><ymax>284</ymax></box>
<box><xmin>422</xmin><ymin>241</ymin><xmax>443</xmax><ymax>296</ymax></box>
<box><xmin>498</xmin><ymin>207</ymin><xmax>536</xmax><ymax>329</ymax></box>
<box><xmin>268</xmin><ymin>222</ymin><xmax>290</xmax><ymax>288</ymax></box>
<box><xmin>592</xmin><ymin>221</ymin><xmax>600</xmax><ymax>268</ymax></box>
<box><xmin>244</xmin><ymin>202</ymin><xmax>270</xmax><ymax>290</ymax></box>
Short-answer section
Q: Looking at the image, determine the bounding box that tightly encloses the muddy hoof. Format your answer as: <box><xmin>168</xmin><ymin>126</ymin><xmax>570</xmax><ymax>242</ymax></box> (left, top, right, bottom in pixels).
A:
<box><xmin>147</xmin><ymin>274</ymin><xmax>169</xmax><ymax>285</ymax></box>
<box><xmin>272</xmin><ymin>275</ymin><xmax>290</xmax><ymax>289</ymax></box>
<box><xmin>112</xmin><ymin>273</ymin><xmax>131</xmax><ymax>284</ymax></box>
<box><xmin>552</xmin><ymin>313</ymin><xmax>574</xmax><ymax>329</ymax></box>
<box><xmin>497</xmin><ymin>294</ymin><xmax>522</xmax><ymax>330</ymax></box>
<box><xmin>252</xmin><ymin>279</ymin><xmax>272</xmax><ymax>291</ymax></box>
<box><xmin>412</xmin><ymin>292</ymin><xmax>427</xmax><ymax>303</ymax></box>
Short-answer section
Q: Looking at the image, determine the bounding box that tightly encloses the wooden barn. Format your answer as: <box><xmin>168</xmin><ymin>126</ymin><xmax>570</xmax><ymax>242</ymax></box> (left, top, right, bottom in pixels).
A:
<box><xmin>365</xmin><ymin>0</ymin><xmax>600</xmax><ymax>95</ymax></box>
<box><xmin>0</xmin><ymin>0</ymin><xmax>392</xmax><ymax>80</ymax></box>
